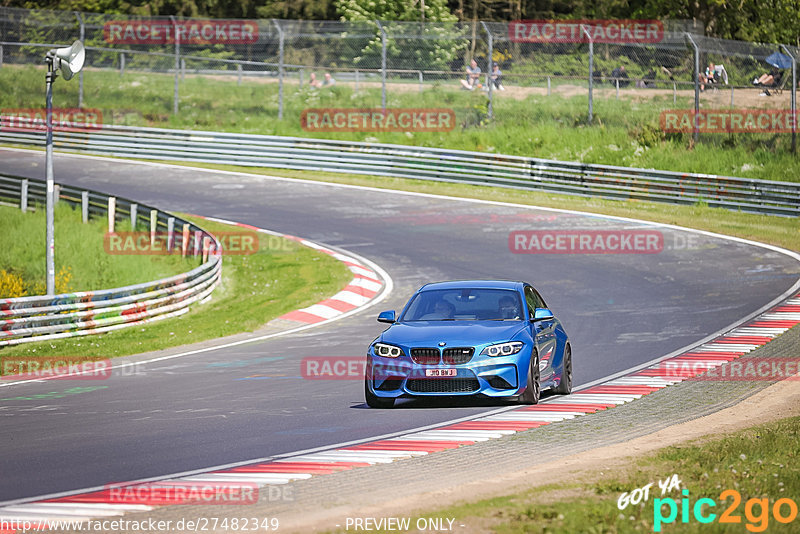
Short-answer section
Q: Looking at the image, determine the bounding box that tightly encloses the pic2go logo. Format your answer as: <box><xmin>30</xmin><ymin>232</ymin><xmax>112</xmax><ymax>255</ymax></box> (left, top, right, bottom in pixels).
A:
<box><xmin>654</xmin><ymin>489</ymin><xmax>798</xmax><ymax>532</ymax></box>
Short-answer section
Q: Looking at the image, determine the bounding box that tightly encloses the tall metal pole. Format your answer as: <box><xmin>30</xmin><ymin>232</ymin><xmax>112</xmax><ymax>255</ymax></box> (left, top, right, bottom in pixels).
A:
<box><xmin>376</xmin><ymin>20</ymin><xmax>387</xmax><ymax>111</ymax></box>
<box><xmin>582</xmin><ymin>25</ymin><xmax>593</xmax><ymax>125</ymax></box>
<box><xmin>686</xmin><ymin>33</ymin><xmax>700</xmax><ymax>144</ymax></box>
<box><xmin>171</xmin><ymin>16</ymin><xmax>180</xmax><ymax>115</ymax></box>
<box><xmin>273</xmin><ymin>20</ymin><xmax>284</xmax><ymax>120</ymax></box>
<box><xmin>45</xmin><ymin>58</ymin><xmax>56</xmax><ymax>295</ymax></box>
<box><xmin>781</xmin><ymin>45</ymin><xmax>797</xmax><ymax>153</ymax></box>
<box><xmin>481</xmin><ymin>21</ymin><xmax>493</xmax><ymax>120</ymax></box>
<box><xmin>75</xmin><ymin>12</ymin><xmax>84</xmax><ymax>108</ymax></box>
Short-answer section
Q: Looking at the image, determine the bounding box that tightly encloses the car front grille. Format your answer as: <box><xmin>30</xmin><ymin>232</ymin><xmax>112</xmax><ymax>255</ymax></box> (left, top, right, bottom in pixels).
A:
<box><xmin>406</xmin><ymin>377</ymin><xmax>480</xmax><ymax>393</ymax></box>
<box><xmin>410</xmin><ymin>348</ymin><xmax>440</xmax><ymax>365</ymax></box>
<box><xmin>442</xmin><ymin>347</ymin><xmax>474</xmax><ymax>364</ymax></box>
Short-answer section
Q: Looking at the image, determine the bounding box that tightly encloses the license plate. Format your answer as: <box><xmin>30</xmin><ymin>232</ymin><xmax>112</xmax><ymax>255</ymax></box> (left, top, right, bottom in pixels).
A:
<box><xmin>425</xmin><ymin>368</ymin><xmax>457</xmax><ymax>377</ymax></box>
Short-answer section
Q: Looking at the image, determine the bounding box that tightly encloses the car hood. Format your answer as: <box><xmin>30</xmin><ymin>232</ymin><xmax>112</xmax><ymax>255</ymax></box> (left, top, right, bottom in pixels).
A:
<box><xmin>381</xmin><ymin>321</ymin><xmax>528</xmax><ymax>347</ymax></box>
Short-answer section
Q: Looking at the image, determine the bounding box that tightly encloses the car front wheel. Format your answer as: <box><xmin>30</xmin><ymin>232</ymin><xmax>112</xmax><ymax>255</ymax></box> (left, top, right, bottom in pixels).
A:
<box><xmin>553</xmin><ymin>344</ymin><xmax>572</xmax><ymax>395</ymax></box>
<box><xmin>365</xmin><ymin>378</ymin><xmax>395</xmax><ymax>408</ymax></box>
<box><xmin>519</xmin><ymin>351</ymin><xmax>540</xmax><ymax>405</ymax></box>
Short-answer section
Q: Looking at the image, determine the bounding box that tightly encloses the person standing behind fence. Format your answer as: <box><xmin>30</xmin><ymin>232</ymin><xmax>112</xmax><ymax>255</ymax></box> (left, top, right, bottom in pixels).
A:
<box><xmin>460</xmin><ymin>59</ymin><xmax>482</xmax><ymax>90</ymax></box>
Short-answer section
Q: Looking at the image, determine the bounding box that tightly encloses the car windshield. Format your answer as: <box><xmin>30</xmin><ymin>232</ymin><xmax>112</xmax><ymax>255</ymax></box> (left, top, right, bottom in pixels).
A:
<box><xmin>401</xmin><ymin>288</ymin><xmax>523</xmax><ymax>322</ymax></box>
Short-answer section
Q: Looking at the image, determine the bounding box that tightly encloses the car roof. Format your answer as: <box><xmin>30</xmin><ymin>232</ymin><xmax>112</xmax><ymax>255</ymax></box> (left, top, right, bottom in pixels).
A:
<box><xmin>418</xmin><ymin>280</ymin><xmax>525</xmax><ymax>292</ymax></box>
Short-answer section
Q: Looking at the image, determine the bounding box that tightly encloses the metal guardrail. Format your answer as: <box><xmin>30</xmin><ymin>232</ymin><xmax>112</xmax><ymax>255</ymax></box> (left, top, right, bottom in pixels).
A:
<box><xmin>1</xmin><ymin>125</ymin><xmax>798</xmax><ymax>216</ymax></box>
<box><xmin>0</xmin><ymin>173</ymin><xmax>221</xmax><ymax>346</ymax></box>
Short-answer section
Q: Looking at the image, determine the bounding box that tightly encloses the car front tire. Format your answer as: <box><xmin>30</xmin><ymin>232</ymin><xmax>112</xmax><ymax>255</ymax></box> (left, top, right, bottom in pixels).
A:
<box><xmin>553</xmin><ymin>344</ymin><xmax>572</xmax><ymax>395</ymax></box>
<box><xmin>365</xmin><ymin>378</ymin><xmax>395</xmax><ymax>408</ymax></box>
<box><xmin>519</xmin><ymin>351</ymin><xmax>540</xmax><ymax>405</ymax></box>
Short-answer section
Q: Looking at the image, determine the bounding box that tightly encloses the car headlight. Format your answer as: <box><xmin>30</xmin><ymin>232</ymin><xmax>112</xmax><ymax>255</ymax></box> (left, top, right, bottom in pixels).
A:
<box><xmin>373</xmin><ymin>342</ymin><xmax>404</xmax><ymax>358</ymax></box>
<box><xmin>481</xmin><ymin>341</ymin><xmax>524</xmax><ymax>357</ymax></box>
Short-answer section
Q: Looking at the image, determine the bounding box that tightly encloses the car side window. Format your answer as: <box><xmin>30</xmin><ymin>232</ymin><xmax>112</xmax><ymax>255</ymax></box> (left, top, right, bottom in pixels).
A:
<box><xmin>523</xmin><ymin>286</ymin><xmax>538</xmax><ymax>319</ymax></box>
<box><xmin>533</xmin><ymin>288</ymin><xmax>548</xmax><ymax>308</ymax></box>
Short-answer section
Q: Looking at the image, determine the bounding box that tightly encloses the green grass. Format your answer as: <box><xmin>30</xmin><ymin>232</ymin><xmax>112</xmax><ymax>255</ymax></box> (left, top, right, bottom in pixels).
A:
<box><xmin>0</xmin><ymin>203</ymin><xmax>192</xmax><ymax>295</ymax></box>
<box><xmin>1</xmin><ymin>64</ymin><xmax>798</xmax><ymax>183</ymax></box>
<box><xmin>335</xmin><ymin>416</ymin><xmax>800</xmax><ymax>533</ymax></box>
<box><xmin>0</xmin><ymin>211</ymin><xmax>353</xmax><ymax>364</ymax></box>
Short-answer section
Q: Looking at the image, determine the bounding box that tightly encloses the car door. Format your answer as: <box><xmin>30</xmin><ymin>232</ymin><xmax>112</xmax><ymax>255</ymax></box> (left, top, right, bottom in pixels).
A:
<box><xmin>525</xmin><ymin>285</ymin><xmax>557</xmax><ymax>381</ymax></box>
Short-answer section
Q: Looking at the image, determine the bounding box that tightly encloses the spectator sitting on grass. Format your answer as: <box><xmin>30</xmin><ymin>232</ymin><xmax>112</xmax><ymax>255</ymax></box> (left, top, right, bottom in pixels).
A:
<box><xmin>490</xmin><ymin>63</ymin><xmax>505</xmax><ymax>91</ymax></box>
<box><xmin>636</xmin><ymin>69</ymin><xmax>657</xmax><ymax>88</ymax></box>
<box><xmin>322</xmin><ymin>72</ymin><xmax>336</xmax><ymax>87</ymax></box>
<box><xmin>610</xmin><ymin>65</ymin><xmax>630</xmax><ymax>88</ymax></box>
<box><xmin>460</xmin><ymin>59</ymin><xmax>482</xmax><ymax>90</ymax></box>
<box><xmin>309</xmin><ymin>72</ymin><xmax>321</xmax><ymax>88</ymax></box>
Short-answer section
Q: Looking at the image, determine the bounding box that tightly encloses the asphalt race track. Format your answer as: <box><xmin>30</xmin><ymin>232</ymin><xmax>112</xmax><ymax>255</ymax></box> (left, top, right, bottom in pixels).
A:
<box><xmin>1</xmin><ymin>148</ymin><xmax>798</xmax><ymax>503</ymax></box>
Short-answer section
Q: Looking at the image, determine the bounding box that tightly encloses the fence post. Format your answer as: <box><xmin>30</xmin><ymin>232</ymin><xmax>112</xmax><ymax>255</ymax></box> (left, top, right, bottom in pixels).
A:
<box><xmin>0</xmin><ymin>44</ymin><xmax>3</xmax><ymax>68</ymax></box>
<box><xmin>237</xmin><ymin>63</ymin><xmax>242</xmax><ymax>86</ymax></box>
<box><xmin>150</xmin><ymin>209</ymin><xmax>158</xmax><ymax>247</ymax></box>
<box><xmin>20</xmin><ymin>179</ymin><xmax>28</xmax><ymax>213</ymax></box>
<box><xmin>686</xmin><ymin>33</ymin><xmax>700</xmax><ymax>144</ymax></box>
<box><xmin>581</xmin><ymin>25</ymin><xmax>593</xmax><ymax>125</ymax></box>
<box><xmin>181</xmin><ymin>58</ymin><xmax>185</xmax><ymax>81</ymax></box>
<box><xmin>481</xmin><ymin>21</ymin><xmax>493</xmax><ymax>120</ymax></box>
<box><xmin>130</xmin><ymin>203</ymin><xmax>138</xmax><ymax>230</ymax></box>
<box><xmin>273</xmin><ymin>20</ymin><xmax>284</xmax><ymax>120</ymax></box>
<box><xmin>730</xmin><ymin>86</ymin><xmax>734</xmax><ymax>108</ymax></box>
<box><xmin>170</xmin><ymin>15</ymin><xmax>180</xmax><ymax>115</ymax></box>
<box><xmin>547</xmin><ymin>76</ymin><xmax>550</xmax><ymax>96</ymax></box>
<box><xmin>418</xmin><ymin>70</ymin><xmax>423</xmax><ymax>92</ymax></box>
<box><xmin>376</xmin><ymin>20</ymin><xmax>387</xmax><ymax>111</ymax></box>
<box><xmin>673</xmin><ymin>82</ymin><xmax>676</xmax><ymax>104</ymax></box>
<box><xmin>615</xmin><ymin>78</ymin><xmax>619</xmax><ymax>99</ymax></box>
<box><xmin>108</xmin><ymin>197</ymin><xmax>116</xmax><ymax>233</ymax></box>
<box><xmin>120</xmin><ymin>52</ymin><xmax>125</xmax><ymax>77</ymax></box>
<box><xmin>299</xmin><ymin>68</ymin><xmax>304</xmax><ymax>87</ymax></box>
<box><xmin>182</xmin><ymin>223</ymin><xmax>190</xmax><ymax>257</ymax></box>
<box><xmin>355</xmin><ymin>69</ymin><xmax>359</xmax><ymax>92</ymax></box>
<box><xmin>782</xmin><ymin>44</ymin><xmax>797</xmax><ymax>154</ymax></box>
<box><xmin>81</xmin><ymin>191</ymin><xmax>88</xmax><ymax>223</ymax></box>
<box><xmin>75</xmin><ymin>12</ymin><xmax>85</xmax><ymax>108</ymax></box>
<box><xmin>167</xmin><ymin>217</ymin><xmax>175</xmax><ymax>252</ymax></box>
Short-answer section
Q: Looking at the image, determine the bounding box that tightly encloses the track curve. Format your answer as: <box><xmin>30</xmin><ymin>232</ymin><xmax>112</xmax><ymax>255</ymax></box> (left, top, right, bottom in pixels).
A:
<box><xmin>1</xmin><ymin>148</ymin><xmax>798</xmax><ymax>503</ymax></box>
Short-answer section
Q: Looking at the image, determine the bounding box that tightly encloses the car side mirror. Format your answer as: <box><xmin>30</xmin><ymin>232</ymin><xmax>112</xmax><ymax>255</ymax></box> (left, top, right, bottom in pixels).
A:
<box><xmin>377</xmin><ymin>310</ymin><xmax>396</xmax><ymax>323</ymax></box>
<box><xmin>531</xmin><ymin>308</ymin><xmax>554</xmax><ymax>322</ymax></box>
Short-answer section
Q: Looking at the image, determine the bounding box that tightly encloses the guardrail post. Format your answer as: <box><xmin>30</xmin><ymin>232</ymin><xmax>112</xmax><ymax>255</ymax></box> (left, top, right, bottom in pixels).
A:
<box><xmin>120</xmin><ymin>52</ymin><xmax>125</xmax><ymax>77</ymax></box>
<box><xmin>171</xmin><ymin>15</ymin><xmax>180</xmax><ymax>115</ymax></box>
<box><xmin>130</xmin><ymin>203</ymin><xmax>138</xmax><ymax>230</ymax></box>
<box><xmin>686</xmin><ymin>33</ymin><xmax>700</xmax><ymax>144</ymax></box>
<box><xmin>376</xmin><ymin>20</ymin><xmax>387</xmax><ymax>111</ymax></box>
<box><xmin>108</xmin><ymin>197</ymin><xmax>116</xmax><ymax>233</ymax></box>
<box><xmin>182</xmin><ymin>223</ymin><xmax>190</xmax><ymax>257</ymax></box>
<box><xmin>273</xmin><ymin>20</ymin><xmax>285</xmax><ymax>120</ymax></box>
<box><xmin>193</xmin><ymin>230</ymin><xmax>201</xmax><ymax>257</ymax></box>
<box><xmin>81</xmin><ymin>191</ymin><xmax>88</xmax><ymax>222</ymax></box>
<box><xmin>581</xmin><ymin>25</ymin><xmax>593</xmax><ymax>125</ymax></box>
<box><xmin>150</xmin><ymin>209</ymin><xmax>158</xmax><ymax>247</ymax></box>
<box><xmin>75</xmin><ymin>11</ymin><xmax>85</xmax><ymax>108</ymax></box>
<box><xmin>166</xmin><ymin>216</ymin><xmax>175</xmax><ymax>251</ymax></box>
<box><xmin>54</xmin><ymin>184</ymin><xmax>60</xmax><ymax>204</ymax></box>
<box><xmin>202</xmin><ymin>236</ymin><xmax>211</xmax><ymax>263</ymax></box>
<box><xmin>237</xmin><ymin>63</ymin><xmax>242</xmax><ymax>86</ymax></box>
<box><xmin>20</xmin><ymin>179</ymin><xmax>28</xmax><ymax>213</ymax></box>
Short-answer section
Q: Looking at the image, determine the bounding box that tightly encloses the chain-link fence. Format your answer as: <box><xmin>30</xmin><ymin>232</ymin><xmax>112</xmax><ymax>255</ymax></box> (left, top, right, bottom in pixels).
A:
<box><xmin>0</xmin><ymin>7</ymin><xmax>796</xmax><ymax>150</ymax></box>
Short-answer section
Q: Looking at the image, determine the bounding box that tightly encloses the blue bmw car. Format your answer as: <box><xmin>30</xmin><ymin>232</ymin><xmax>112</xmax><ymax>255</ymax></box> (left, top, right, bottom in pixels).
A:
<box><xmin>365</xmin><ymin>280</ymin><xmax>572</xmax><ymax>408</ymax></box>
